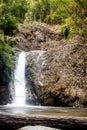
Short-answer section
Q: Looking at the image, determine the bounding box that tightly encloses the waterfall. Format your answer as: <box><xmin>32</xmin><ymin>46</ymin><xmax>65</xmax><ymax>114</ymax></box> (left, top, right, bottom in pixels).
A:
<box><xmin>13</xmin><ymin>52</ymin><xmax>26</xmax><ymax>105</ymax></box>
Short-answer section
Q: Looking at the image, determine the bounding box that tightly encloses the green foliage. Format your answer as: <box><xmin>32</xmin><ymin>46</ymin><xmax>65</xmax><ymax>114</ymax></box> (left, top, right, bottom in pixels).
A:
<box><xmin>60</xmin><ymin>17</ymin><xmax>78</xmax><ymax>39</ymax></box>
<box><xmin>25</xmin><ymin>0</ymin><xmax>87</xmax><ymax>38</ymax></box>
<box><xmin>10</xmin><ymin>0</ymin><xmax>28</xmax><ymax>22</ymax></box>
<box><xmin>0</xmin><ymin>35</ymin><xmax>14</xmax><ymax>85</ymax></box>
<box><xmin>71</xmin><ymin>44</ymin><xmax>78</xmax><ymax>53</ymax></box>
<box><xmin>75</xmin><ymin>0</ymin><xmax>87</xmax><ymax>7</ymax></box>
<box><xmin>83</xmin><ymin>29</ymin><xmax>87</xmax><ymax>35</ymax></box>
<box><xmin>0</xmin><ymin>14</ymin><xmax>18</xmax><ymax>35</ymax></box>
<box><xmin>8</xmin><ymin>39</ymin><xmax>16</xmax><ymax>47</ymax></box>
<box><xmin>0</xmin><ymin>0</ymin><xmax>87</xmax><ymax>37</ymax></box>
<box><xmin>71</xmin><ymin>57</ymin><xmax>78</xmax><ymax>67</ymax></box>
<box><xmin>61</xmin><ymin>25</ymin><xmax>70</xmax><ymax>39</ymax></box>
<box><xmin>25</xmin><ymin>0</ymin><xmax>69</xmax><ymax>24</ymax></box>
<box><xmin>0</xmin><ymin>0</ymin><xmax>28</xmax><ymax>23</ymax></box>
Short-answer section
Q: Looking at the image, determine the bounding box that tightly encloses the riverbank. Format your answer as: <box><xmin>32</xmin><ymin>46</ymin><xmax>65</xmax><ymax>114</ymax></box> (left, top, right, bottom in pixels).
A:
<box><xmin>0</xmin><ymin>109</ymin><xmax>87</xmax><ymax>130</ymax></box>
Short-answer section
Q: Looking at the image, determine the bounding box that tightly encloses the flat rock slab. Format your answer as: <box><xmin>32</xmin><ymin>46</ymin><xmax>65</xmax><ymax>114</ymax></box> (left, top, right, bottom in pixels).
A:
<box><xmin>0</xmin><ymin>112</ymin><xmax>87</xmax><ymax>130</ymax></box>
<box><xmin>18</xmin><ymin>125</ymin><xmax>60</xmax><ymax>130</ymax></box>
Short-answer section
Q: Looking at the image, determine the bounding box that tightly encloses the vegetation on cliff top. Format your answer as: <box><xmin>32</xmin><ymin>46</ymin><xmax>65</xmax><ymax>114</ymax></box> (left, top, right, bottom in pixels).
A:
<box><xmin>0</xmin><ymin>0</ymin><xmax>87</xmax><ymax>37</ymax></box>
<box><xmin>25</xmin><ymin>0</ymin><xmax>87</xmax><ymax>38</ymax></box>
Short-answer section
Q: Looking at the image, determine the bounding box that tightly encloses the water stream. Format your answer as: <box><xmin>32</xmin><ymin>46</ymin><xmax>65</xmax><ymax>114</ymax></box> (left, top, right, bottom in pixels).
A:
<box><xmin>13</xmin><ymin>52</ymin><xmax>26</xmax><ymax>105</ymax></box>
<box><xmin>0</xmin><ymin>105</ymin><xmax>87</xmax><ymax>117</ymax></box>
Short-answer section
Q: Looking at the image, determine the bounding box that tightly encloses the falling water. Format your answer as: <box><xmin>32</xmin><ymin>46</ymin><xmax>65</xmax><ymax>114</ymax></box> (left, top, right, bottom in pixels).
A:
<box><xmin>13</xmin><ymin>52</ymin><xmax>26</xmax><ymax>105</ymax></box>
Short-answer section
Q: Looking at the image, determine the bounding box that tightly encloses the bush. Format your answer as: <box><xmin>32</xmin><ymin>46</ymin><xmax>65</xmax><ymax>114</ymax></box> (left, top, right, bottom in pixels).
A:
<box><xmin>61</xmin><ymin>25</ymin><xmax>70</xmax><ymax>39</ymax></box>
<box><xmin>0</xmin><ymin>14</ymin><xmax>18</xmax><ymax>35</ymax></box>
<box><xmin>82</xmin><ymin>29</ymin><xmax>87</xmax><ymax>36</ymax></box>
<box><xmin>0</xmin><ymin>37</ymin><xmax>14</xmax><ymax>85</ymax></box>
<box><xmin>45</xmin><ymin>13</ymin><xmax>63</xmax><ymax>24</ymax></box>
<box><xmin>8</xmin><ymin>39</ymin><xmax>16</xmax><ymax>47</ymax></box>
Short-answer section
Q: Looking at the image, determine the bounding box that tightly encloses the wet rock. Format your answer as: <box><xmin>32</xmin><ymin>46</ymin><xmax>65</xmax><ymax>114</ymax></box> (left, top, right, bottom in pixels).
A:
<box><xmin>26</xmin><ymin>50</ymin><xmax>47</xmax><ymax>105</ymax></box>
<box><xmin>18</xmin><ymin>125</ymin><xmax>60</xmax><ymax>130</ymax></box>
<box><xmin>0</xmin><ymin>85</ymin><xmax>10</xmax><ymax>105</ymax></box>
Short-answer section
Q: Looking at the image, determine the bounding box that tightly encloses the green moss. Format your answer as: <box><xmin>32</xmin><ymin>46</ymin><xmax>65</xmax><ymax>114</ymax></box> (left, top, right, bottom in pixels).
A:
<box><xmin>71</xmin><ymin>44</ymin><xmax>78</xmax><ymax>53</ymax></box>
<box><xmin>27</xmin><ymin>56</ymin><xmax>35</xmax><ymax>78</ymax></box>
<box><xmin>8</xmin><ymin>39</ymin><xmax>16</xmax><ymax>47</ymax></box>
<box><xmin>70</xmin><ymin>58</ymin><xmax>78</xmax><ymax>67</ymax></box>
<box><xmin>28</xmin><ymin>56</ymin><xmax>33</xmax><ymax>67</ymax></box>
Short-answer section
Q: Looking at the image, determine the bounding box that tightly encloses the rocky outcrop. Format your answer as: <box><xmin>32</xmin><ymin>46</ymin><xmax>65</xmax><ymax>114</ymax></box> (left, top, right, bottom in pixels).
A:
<box><xmin>43</xmin><ymin>37</ymin><xmax>87</xmax><ymax>107</ymax></box>
<box><xmin>6</xmin><ymin>23</ymin><xmax>86</xmax><ymax>107</ymax></box>
<box><xmin>1</xmin><ymin>23</ymin><xmax>86</xmax><ymax>106</ymax></box>
<box><xmin>8</xmin><ymin>23</ymin><xmax>62</xmax><ymax>51</ymax></box>
<box><xmin>26</xmin><ymin>50</ymin><xmax>46</xmax><ymax>105</ymax></box>
<box><xmin>26</xmin><ymin>35</ymin><xmax>87</xmax><ymax>107</ymax></box>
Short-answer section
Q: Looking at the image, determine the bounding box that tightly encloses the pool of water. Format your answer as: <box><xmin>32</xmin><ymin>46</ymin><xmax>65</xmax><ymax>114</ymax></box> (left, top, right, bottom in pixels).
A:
<box><xmin>0</xmin><ymin>104</ymin><xmax>87</xmax><ymax>117</ymax></box>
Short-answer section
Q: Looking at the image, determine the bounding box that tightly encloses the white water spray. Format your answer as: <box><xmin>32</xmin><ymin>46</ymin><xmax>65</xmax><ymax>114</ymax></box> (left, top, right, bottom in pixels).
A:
<box><xmin>13</xmin><ymin>52</ymin><xmax>26</xmax><ymax>105</ymax></box>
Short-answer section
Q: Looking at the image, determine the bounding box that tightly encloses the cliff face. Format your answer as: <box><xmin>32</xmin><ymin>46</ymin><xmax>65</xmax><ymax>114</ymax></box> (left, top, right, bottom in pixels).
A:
<box><xmin>10</xmin><ymin>23</ymin><xmax>62</xmax><ymax>51</ymax></box>
<box><xmin>0</xmin><ymin>85</ymin><xmax>11</xmax><ymax>105</ymax></box>
<box><xmin>44</xmin><ymin>37</ymin><xmax>87</xmax><ymax>106</ymax></box>
<box><xmin>26</xmin><ymin>50</ymin><xmax>47</xmax><ymax>105</ymax></box>
<box><xmin>12</xmin><ymin>23</ymin><xmax>87</xmax><ymax>107</ymax></box>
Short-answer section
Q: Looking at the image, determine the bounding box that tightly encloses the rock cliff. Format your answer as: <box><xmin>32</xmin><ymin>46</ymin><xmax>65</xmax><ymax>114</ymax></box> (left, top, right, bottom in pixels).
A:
<box><xmin>10</xmin><ymin>23</ymin><xmax>87</xmax><ymax>107</ymax></box>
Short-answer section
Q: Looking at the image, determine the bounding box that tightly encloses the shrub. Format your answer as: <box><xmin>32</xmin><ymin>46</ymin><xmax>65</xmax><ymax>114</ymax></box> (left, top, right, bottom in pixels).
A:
<box><xmin>0</xmin><ymin>14</ymin><xmax>18</xmax><ymax>35</ymax></box>
<box><xmin>61</xmin><ymin>25</ymin><xmax>70</xmax><ymax>39</ymax></box>
<box><xmin>0</xmin><ymin>37</ymin><xmax>14</xmax><ymax>85</ymax></box>
<box><xmin>8</xmin><ymin>39</ymin><xmax>16</xmax><ymax>47</ymax></box>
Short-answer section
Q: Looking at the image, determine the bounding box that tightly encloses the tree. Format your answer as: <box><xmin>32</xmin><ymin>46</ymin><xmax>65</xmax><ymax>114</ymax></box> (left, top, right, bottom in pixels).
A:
<box><xmin>0</xmin><ymin>0</ymin><xmax>28</xmax><ymax>22</ymax></box>
<box><xmin>10</xmin><ymin>0</ymin><xmax>28</xmax><ymax>22</ymax></box>
<box><xmin>0</xmin><ymin>14</ymin><xmax>18</xmax><ymax>35</ymax></box>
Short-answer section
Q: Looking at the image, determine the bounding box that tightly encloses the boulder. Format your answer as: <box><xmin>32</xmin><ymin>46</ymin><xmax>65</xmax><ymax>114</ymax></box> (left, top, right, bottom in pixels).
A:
<box><xmin>18</xmin><ymin>125</ymin><xmax>60</xmax><ymax>130</ymax></box>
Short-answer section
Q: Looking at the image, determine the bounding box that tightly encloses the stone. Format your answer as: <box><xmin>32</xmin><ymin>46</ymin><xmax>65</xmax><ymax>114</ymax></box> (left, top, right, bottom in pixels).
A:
<box><xmin>0</xmin><ymin>112</ymin><xmax>87</xmax><ymax>130</ymax></box>
<box><xmin>18</xmin><ymin>126</ymin><xmax>60</xmax><ymax>130</ymax></box>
